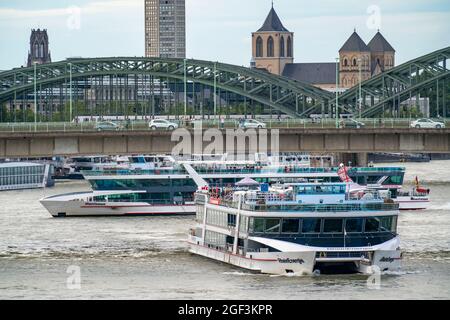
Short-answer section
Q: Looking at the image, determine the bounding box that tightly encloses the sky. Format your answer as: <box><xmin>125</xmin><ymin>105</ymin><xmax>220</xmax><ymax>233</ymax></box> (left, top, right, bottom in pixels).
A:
<box><xmin>0</xmin><ymin>0</ymin><xmax>449</xmax><ymax>70</ymax></box>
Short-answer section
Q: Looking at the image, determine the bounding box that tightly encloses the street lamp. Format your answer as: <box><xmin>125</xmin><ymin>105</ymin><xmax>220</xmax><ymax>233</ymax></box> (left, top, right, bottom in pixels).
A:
<box><xmin>335</xmin><ymin>57</ymin><xmax>339</xmax><ymax>128</ymax></box>
<box><xmin>214</xmin><ymin>62</ymin><xmax>217</xmax><ymax>119</ymax></box>
<box><xmin>33</xmin><ymin>62</ymin><xmax>37</xmax><ymax>131</ymax></box>
<box><xmin>358</xmin><ymin>57</ymin><xmax>362</xmax><ymax>119</ymax></box>
<box><xmin>184</xmin><ymin>58</ymin><xmax>187</xmax><ymax>117</ymax></box>
<box><xmin>68</xmin><ymin>62</ymin><xmax>73</xmax><ymax>122</ymax></box>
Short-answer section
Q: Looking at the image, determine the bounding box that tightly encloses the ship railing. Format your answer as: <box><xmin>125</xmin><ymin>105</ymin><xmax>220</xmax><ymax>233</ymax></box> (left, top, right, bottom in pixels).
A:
<box><xmin>237</xmin><ymin>203</ymin><xmax>399</xmax><ymax>212</ymax></box>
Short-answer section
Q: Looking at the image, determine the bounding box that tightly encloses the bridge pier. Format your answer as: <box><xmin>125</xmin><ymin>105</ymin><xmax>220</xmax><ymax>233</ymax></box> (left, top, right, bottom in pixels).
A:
<box><xmin>336</xmin><ymin>153</ymin><xmax>368</xmax><ymax>167</ymax></box>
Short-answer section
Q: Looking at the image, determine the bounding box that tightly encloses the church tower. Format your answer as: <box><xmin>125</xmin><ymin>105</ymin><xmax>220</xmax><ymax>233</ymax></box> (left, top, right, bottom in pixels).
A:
<box><xmin>339</xmin><ymin>30</ymin><xmax>371</xmax><ymax>89</ymax></box>
<box><xmin>251</xmin><ymin>5</ymin><xmax>294</xmax><ymax>75</ymax></box>
<box><xmin>367</xmin><ymin>31</ymin><xmax>395</xmax><ymax>76</ymax></box>
<box><xmin>27</xmin><ymin>29</ymin><xmax>52</xmax><ymax>67</ymax></box>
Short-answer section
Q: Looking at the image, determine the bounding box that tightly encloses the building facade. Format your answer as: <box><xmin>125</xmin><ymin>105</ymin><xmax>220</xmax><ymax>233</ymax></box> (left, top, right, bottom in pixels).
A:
<box><xmin>339</xmin><ymin>30</ymin><xmax>395</xmax><ymax>89</ymax></box>
<box><xmin>145</xmin><ymin>0</ymin><xmax>186</xmax><ymax>58</ymax></box>
<box><xmin>27</xmin><ymin>29</ymin><xmax>51</xmax><ymax>67</ymax></box>
<box><xmin>251</xmin><ymin>6</ymin><xmax>294</xmax><ymax>75</ymax></box>
<box><xmin>251</xmin><ymin>7</ymin><xmax>396</xmax><ymax>92</ymax></box>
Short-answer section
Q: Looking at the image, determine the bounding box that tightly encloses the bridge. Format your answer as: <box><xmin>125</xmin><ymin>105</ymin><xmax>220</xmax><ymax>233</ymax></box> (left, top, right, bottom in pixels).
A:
<box><xmin>1</xmin><ymin>127</ymin><xmax>449</xmax><ymax>162</ymax></box>
<box><xmin>0</xmin><ymin>57</ymin><xmax>332</xmax><ymax>119</ymax></box>
<box><xmin>0</xmin><ymin>46</ymin><xmax>448</xmax><ymax>119</ymax></box>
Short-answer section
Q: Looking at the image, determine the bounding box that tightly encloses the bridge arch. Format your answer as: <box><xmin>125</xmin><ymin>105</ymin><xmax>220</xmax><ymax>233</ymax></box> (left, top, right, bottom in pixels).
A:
<box><xmin>0</xmin><ymin>57</ymin><xmax>333</xmax><ymax>119</ymax></box>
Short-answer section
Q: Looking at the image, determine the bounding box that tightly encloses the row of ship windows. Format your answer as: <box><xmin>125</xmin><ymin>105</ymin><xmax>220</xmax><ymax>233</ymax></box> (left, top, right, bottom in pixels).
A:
<box><xmin>1</xmin><ymin>175</ymin><xmax>44</xmax><ymax>186</ymax></box>
<box><xmin>0</xmin><ymin>167</ymin><xmax>45</xmax><ymax>176</ymax></box>
<box><xmin>91</xmin><ymin>179</ymin><xmax>197</xmax><ymax>189</ymax></box>
<box><xmin>249</xmin><ymin>216</ymin><xmax>397</xmax><ymax>235</ymax></box>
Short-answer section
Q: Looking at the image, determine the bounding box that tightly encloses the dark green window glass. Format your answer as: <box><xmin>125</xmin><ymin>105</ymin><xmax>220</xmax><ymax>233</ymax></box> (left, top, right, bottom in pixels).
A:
<box><xmin>281</xmin><ymin>219</ymin><xmax>300</xmax><ymax>234</ymax></box>
<box><xmin>323</xmin><ymin>219</ymin><xmax>343</xmax><ymax>233</ymax></box>
<box><xmin>302</xmin><ymin>218</ymin><xmax>321</xmax><ymax>233</ymax></box>
<box><xmin>345</xmin><ymin>218</ymin><xmax>363</xmax><ymax>233</ymax></box>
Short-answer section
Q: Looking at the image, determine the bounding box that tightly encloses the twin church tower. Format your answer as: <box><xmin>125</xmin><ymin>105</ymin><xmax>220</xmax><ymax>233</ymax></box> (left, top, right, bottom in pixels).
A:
<box><xmin>251</xmin><ymin>5</ymin><xmax>396</xmax><ymax>90</ymax></box>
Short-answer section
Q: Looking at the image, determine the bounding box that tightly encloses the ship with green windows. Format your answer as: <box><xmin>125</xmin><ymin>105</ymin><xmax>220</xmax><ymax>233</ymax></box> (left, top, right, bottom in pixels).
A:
<box><xmin>40</xmin><ymin>154</ymin><xmax>408</xmax><ymax>217</ymax></box>
<box><xmin>188</xmin><ymin>182</ymin><xmax>401</xmax><ymax>276</ymax></box>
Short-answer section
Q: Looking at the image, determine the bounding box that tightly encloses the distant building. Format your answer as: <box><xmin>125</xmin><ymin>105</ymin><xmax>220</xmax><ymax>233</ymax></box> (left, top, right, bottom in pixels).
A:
<box><xmin>145</xmin><ymin>0</ymin><xmax>186</xmax><ymax>58</ymax></box>
<box><xmin>339</xmin><ymin>30</ymin><xmax>395</xmax><ymax>89</ymax></box>
<box><xmin>251</xmin><ymin>6</ymin><xmax>396</xmax><ymax>91</ymax></box>
<box><xmin>251</xmin><ymin>5</ymin><xmax>294</xmax><ymax>75</ymax></box>
<box><xmin>27</xmin><ymin>29</ymin><xmax>51</xmax><ymax>67</ymax></box>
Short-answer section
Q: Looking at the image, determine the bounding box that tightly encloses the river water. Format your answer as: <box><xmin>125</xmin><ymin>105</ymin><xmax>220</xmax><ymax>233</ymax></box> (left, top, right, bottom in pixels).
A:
<box><xmin>0</xmin><ymin>161</ymin><xmax>449</xmax><ymax>300</ymax></box>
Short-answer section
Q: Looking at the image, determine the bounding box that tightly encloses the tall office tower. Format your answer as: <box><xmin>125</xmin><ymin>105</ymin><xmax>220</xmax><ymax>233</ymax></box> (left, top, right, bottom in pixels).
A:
<box><xmin>27</xmin><ymin>29</ymin><xmax>52</xmax><ymax>67</ymax></box>
<box><xmin>145</xmin><ymin>0</ymin><xmax>186</xmax><ymax>58</ymax></box>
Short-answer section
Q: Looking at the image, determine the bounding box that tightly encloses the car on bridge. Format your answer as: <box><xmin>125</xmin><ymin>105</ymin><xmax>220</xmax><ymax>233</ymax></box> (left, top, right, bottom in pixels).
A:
<box><xmin>339</xmin><ymin>118</ymin><xmax>366</xmax><ymax>129</ymax></box>
<box><xmin>410</xmin><ymin>119</ymin><xmax>445</xmax><ymax>129</ymax></box>
<box><xmin>149</xmin><ymin>119</ymin><xmax>179</xmax><ymax>131</ymax></box>
<box><xmin>240</xmin><ymin>119</ymin><xmax>267</xmax><ymax>129</ymax></box>
<box><xmin>94</xmin><ymin>121</ymin><xmax>124</xmax><ymax>132</ymax></box>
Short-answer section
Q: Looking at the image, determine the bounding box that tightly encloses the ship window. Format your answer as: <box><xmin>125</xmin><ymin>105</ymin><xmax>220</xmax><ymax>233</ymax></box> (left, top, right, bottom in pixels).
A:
<box><xmin>379</xmin><ymin>216</ymin><xmax>396</xmax><ymax>233</ymax></box>
<box><xmin>365</xmin><ymin>217</ymin><xmax>380</xmax><ymax>233</ymax></box>
<box><xmin>323</xmin><ymin>219</ymin><xmax>343</xmax><ymax>234</ymax></box>
<box><xmin>265</xmin><ymin>219</ymin><xmax>280</xmax><ymax>234</ymax></box>
<box><xmin>302</xmin><ymin>218</ymin><xmax>321</xmax><ymax>234</ymax></box>
<box><xmin>383</xmin><ymin>175</ymin><xmax>403</xmax><ymax>185</ymax></box>
<box><xmin>281</xmin><ymin>219</ymin><xmax>300</xmax><ymax>234</ymax></box>
<box><xmin>345</xmin><ymin>218</ymin><xmax>363</xmax><ymax>233</ymax></box>
<box><xmin>253</xmin><ymin>218</ymin><xmax>265</xmax><ymax>233</ymax></box>
<box><xmin>227</xmin><ymin>214</ymin><xmax>237</xmax><ymax>227</ymax></box>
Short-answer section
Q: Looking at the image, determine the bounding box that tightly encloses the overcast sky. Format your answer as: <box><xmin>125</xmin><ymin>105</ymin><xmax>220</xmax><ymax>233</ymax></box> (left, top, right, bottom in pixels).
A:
<box><xmin>0</xmin><ymin>0</ymin><xmax>449</xmax><ymax>70</ymax></box>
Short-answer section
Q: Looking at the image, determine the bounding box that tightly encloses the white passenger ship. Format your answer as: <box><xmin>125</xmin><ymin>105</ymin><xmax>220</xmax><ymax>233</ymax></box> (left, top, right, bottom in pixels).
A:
<box><xmin>40</xmin><ymin>153</ymin><xmax>417</xmax><ymax>217</ymax></box>
<box><xmin>188</xmin><ymin>183</ymin><xmax>402</xmax><ymax>276</ymax></box>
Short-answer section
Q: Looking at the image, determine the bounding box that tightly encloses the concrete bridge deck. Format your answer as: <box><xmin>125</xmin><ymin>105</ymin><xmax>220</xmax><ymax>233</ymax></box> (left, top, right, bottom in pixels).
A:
<box><xmin>1</xmin><ymin>128</ymin><xmax>449</xmax><ymax>158</ymax></box>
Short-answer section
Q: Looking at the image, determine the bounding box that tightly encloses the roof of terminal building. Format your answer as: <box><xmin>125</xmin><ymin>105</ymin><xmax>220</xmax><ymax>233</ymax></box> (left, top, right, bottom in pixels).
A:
<box><xmin>368</xmin><ymin>31</ymin><xmax>395</xmax><ymax>52</ymax></box>
<box><xmin>257</xmin><ymin>7</ymin><xmax>290</xmax><ymax>32</ymax></box>
<box><xmin>340</xmin><ymin>30</ymin><xmax>370</xmax><ymax>52</ymax></box>
<box><xmin>282</xmin><ymin>63</ymin><xmax>337</xmax><ymax>85</ymax></box>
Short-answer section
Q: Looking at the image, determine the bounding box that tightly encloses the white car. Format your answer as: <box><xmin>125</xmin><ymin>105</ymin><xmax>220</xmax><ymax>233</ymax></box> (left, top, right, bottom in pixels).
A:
<box><xmin>241</xmin><ymin>119</ymin><xmax>267</xmax><ymax>129</ymax></box>
<box><xmin>411</xmin><ymin>119</ymin><xmax>445</xmax><ymax>129</ymax></box>
<box><xmin>149</xmin><ymin>119</ymin><xmax>179</xmax><ymax>131</ymax></box>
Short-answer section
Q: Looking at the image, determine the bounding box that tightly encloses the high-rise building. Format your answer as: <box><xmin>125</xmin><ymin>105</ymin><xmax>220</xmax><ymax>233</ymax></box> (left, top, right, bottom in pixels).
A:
<box><xmin>27</xmin><ymin>29</ymin><xmax>51</xmax><ymax>67</ymax></box>
<box><xmin>145</xmin><ymin>0</ymin><xmax>186</xmax><ymax>58</ymax></box>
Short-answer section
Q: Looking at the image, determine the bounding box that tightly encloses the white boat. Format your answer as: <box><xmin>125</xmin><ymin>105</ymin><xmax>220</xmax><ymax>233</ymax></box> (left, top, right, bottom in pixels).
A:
<box><xmin>40</xmin><ymin>153</ymin><xmax>410</xmax><ymax>218</ymax></box>
<box><xmin>40</xmin><ymin>190</ymin><xmax>195</xmax><ymax>217</ymax></box>
<box><xmin>188</xmin><ymin>182</ymin><xmax>402</xmax><ymax>276</ymax></box>
<box><xmin>0</xmin><ymin>162</ymin><xmax>54</xmax><ymax>191</ymax></box>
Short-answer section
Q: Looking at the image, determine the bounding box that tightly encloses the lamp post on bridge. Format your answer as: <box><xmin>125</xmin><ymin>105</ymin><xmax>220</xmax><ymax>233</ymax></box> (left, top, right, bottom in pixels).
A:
<box><xmin>184</xmin><ymin>58</ymin><xmax>187</xmax><ymax>117</ymax></box>
<box><xmin>68</xmin><ymin>62</ymin><xmax>73</xmax><ymax>123</ymax></box>
<box><xmin>335</xmin><ymin>57</ymin><xmax>339</xmax><ymax>128</ymax></box>
<box><xmin>33</xmin><ymin>62</ymin><xmax>37</xmax><ymax>131</ymax></box>
<box><xmin>358</xmin><ymin>57</ymin><xmax>362</xmax><ymax>119</ymax></box>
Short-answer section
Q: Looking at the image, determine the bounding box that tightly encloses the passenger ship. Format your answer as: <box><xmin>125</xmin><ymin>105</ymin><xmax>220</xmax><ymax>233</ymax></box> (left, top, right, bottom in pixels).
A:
<box><xmin>40</xmin><ymin>154</ymin><xmax>412</xmax><ymax>217</ymax></box>
<box><xmin>188</xmin><ymin>183</ymin><xmax>402</xmax><ymax>276</ymax></box>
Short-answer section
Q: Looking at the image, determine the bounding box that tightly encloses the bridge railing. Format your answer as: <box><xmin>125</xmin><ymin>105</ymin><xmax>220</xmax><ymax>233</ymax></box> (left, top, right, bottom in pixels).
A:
<box><xmin>0</xmin><ymin>118</ymin><xmax>448</xmax><ymax>133</ymax></box>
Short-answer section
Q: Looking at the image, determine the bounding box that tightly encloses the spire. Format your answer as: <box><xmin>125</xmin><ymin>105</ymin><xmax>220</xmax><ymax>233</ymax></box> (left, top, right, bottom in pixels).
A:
<box><xmin>339</xmin><ymin>30</ymin><xmax>369</xmax><ymax>52</ymax></box>
<box><xmin>257</xmin><ymin>5</ymin><xmax>289</xmax><ymax>32</ymax></box>
<box><xmin>368</xmin><ymin>31</ymin><xmax>395</xmax><ymax>52</ymax></box>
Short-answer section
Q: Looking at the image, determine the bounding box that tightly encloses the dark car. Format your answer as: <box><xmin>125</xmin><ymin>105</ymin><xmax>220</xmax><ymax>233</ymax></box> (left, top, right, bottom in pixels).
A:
<box><xmin>340</xmin><ymin>119</ymin><xmax>365</xmax><ymax>129</ymax></box>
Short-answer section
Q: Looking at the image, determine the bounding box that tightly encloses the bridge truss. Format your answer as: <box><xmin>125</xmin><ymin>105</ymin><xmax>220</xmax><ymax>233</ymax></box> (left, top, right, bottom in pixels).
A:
<box><xmin>338</xmin><ymin>46</ymin><xmax>450</xmax><ymax>118</ymax></box>
<box><xmin>0</xmin><ymin>57</ymin><xmax>333</xmax><ymax>119</ymax></box>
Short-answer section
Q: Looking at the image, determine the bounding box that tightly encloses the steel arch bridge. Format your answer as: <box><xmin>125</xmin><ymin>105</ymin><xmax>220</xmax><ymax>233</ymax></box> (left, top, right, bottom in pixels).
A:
<box><xmin>0</xmin><ymin>57</ymin><xmax>334</xmax><ymax>118</ymax></box>
<box><xmin>338</xmin><ymin>46</ymin><xmax>450</xmax><ymax>118</ymax></box>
